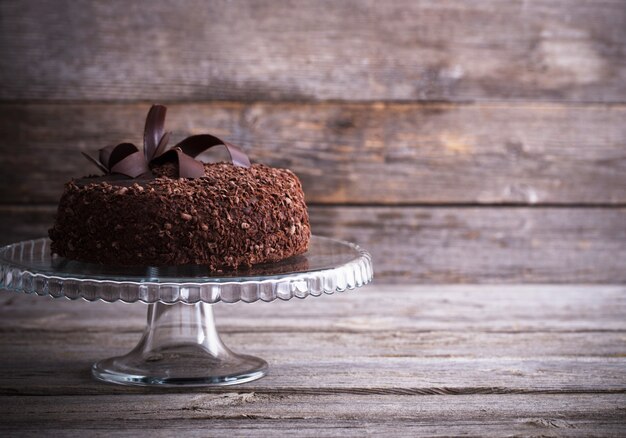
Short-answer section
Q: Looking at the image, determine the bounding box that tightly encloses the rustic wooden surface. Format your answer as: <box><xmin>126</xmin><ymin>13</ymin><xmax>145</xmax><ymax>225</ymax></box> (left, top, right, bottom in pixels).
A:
<box><xmin>0</xmin><ymin>285</ymin><xmax>624</xmax><ymax>436</ymax></box>
<box><xmin>1</xmin><ymin>0</ymin><xmax>625</xmax><ymax>102</ymax></box>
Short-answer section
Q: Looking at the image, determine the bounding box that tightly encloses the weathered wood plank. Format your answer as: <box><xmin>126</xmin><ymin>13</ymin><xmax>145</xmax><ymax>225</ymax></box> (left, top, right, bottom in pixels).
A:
<box><xmin>3</xmin><ymin>285</ymin><xmax>625</xmax><ymax>334</ymax></box>
<box><xmin>311</xmin><ymin>206</ymin><xmax>626</xmax><ymax>283</ymax></box>
<box><xmin>3</xmin><ymin>329</ymin><xmax>625</xmax><ymax>362</ymax></box>
<box><xmin>0</xmin><ymin>394</ymin><xmax>624</xmax><ymax>437</ymax></box>
<box><xmin>1</xmin><ymin>420</ymin><xmax>624</xmax><ymax>438</ymax></box>
<box><xmin>2</xmin><ymin>326</ymin><xmax>625</xmax><ymax>392</ymax></box>
<box><xmin>2</xmin><ymin>350</ymin><xmax>623</xmax><ymax>396</ymax></box>
<box><xmin>1</xmin><ymin>102</ymin><xmax>625</xmax><ymax>205</ymax></box>
<box><xmin>1</xmin><ymin>205</ymin><xmax>624</xmax><ymax>283</ymax></box>
<box><xmin>1</xmin><ymin>0</ymin><xmax>625</xmax><ymax>102</ymax></box>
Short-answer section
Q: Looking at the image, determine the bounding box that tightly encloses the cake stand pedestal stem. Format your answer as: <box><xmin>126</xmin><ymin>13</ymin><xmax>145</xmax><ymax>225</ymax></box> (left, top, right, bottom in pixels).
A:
<box><xmin>92</xmin><ymin>302</ymin><xmax>267</xmax><ymax>387</ymax></box>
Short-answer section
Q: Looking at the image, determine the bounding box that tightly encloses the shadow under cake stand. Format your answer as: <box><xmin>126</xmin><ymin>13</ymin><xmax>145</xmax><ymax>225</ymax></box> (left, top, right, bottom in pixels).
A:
<box><xmin>0</xmin><ymin>236</ymin><xmax>373</xmax><ymax>387</ymax></box>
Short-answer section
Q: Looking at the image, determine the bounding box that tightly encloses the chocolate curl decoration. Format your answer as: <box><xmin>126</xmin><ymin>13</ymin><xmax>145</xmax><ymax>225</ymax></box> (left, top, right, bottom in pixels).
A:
<box><xmin>152</xmin><ymin>134</ymin><xmax>252</xmax><ymax>178</ymax></box>
<box><xmin>99</xmin><ymin>143</ymin><xmax>150</xmax><ymax>178</ymax></box>
<box><xmin>143</xmin><ymin>105</ymin><xmax>169</xmax><ymax>162</ymax></box>
<box><xmin>177</xmin><ymin>135</ymin><xmax>251</xmax><ymax>168</ymax></box>
<box><xmin>81</xmin><ymin>104</ymin><xmax>250</xmax><ymax>178</ymax></box>
<box><xmin>80</xmin><ymin>151</ymin><xmax>108</xmax><ymax>174</ymax></box>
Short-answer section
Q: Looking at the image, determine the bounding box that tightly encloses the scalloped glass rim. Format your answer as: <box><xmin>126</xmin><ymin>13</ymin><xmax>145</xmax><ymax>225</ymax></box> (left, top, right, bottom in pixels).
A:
<box><xmin>0</xmin><ymin>236</ymin><xmax>373</xmax><ymax>304</ymax></box>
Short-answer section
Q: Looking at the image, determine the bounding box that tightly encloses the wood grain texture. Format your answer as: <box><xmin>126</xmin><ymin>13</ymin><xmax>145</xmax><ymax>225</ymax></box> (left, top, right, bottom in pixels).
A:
<box><xmin>310</xmin><ymin>206</ymin><xmax>626</xmax><ymax>283</ymax></box>
<box><xmin>3</xmin><ymin>285</ymin><xmax>625</xmax><ymax>334</ymax></box>
<box><xmin>0</xmin><ymin>0</ymin><xmax>625</xmax><ymax>102</ymax></box>
<box><xmin>1</xmin><ymin>102</ymin><xmax>625</xmax><ymax>205</ymax></box>
<box><xmin>0</xmin><ymin>394</ymin><xmax>624</xmax><ymax>437</ymax></box>
<box><xmin>0</xmin><ymin>286</ymin><xmax>624</xmax><ymax>436</ymax></box>
<box><xmin>1</xmin><ymin>205</ymin><xmax>624</xmax><ymax>283</ymax></box>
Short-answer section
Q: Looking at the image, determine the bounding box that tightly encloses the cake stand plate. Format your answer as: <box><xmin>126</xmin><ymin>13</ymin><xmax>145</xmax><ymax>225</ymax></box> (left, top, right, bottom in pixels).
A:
<box><xmin>0</xmin><ymin>236</ymin><xmax>373</xmax><ymax>387</ymax></box>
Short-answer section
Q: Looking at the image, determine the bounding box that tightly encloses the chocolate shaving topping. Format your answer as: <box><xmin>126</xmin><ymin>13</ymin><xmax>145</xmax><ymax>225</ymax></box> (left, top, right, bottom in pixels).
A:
<box><xmin>49</xmin><ymin>163</ymin><xmax>311</xmax><ymax>269</ymax></box>
<box><xmin>82</xmin><ymin>105</ymin><xmax>250</xmax><ymax>178</ymax></box>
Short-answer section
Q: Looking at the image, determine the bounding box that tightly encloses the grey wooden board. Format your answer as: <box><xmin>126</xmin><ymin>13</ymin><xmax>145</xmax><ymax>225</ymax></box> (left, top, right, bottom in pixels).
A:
<box><xmin>1</xmin><ymin>205</ymin><xmax>625</xmax><ymax>283</ymax></box>
<box><xmin>1</xmin><ymin>103</ymin><xmax>625</xmax><ymax>205</ymax></box>
<box><xmin>0</xmin><ymin>395</ymin><xmax>625</xmax><ymax>437</ymax></box>
<box><xmin>2</xmin><ymin>285</ymin><xmax>625</xmax><ymax>333</ymax></box>
<box><xmin>0</xmin><ymin>286</ymin><xmax>624</xmax><ymax>436</ymax></box>
<box><xmin>309</xmin><ymin>206</ymin><xmax>626</xmax><ymax>283</ymax></box>
<box><xmin>1</xmin><ymin>0</ymin><xmax>625</xmax><ymax>102</ymax></box>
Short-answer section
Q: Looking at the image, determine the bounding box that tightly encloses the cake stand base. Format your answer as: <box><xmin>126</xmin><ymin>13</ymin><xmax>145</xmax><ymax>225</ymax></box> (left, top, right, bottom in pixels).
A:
<box><xmin>92</xmin><ymin>302</ymin><xmax>267</xmax><ymax>387</ymax></box>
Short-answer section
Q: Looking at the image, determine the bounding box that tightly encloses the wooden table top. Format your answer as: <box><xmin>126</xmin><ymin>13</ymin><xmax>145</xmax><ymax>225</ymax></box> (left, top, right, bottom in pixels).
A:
<box><xmin>0</xmin><ymin>285</ymin><xmax>624</xmax><ymax>436</ymax></box>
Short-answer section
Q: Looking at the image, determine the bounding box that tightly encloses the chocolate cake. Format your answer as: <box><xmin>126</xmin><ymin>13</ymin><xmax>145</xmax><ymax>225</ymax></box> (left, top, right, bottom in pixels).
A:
<box><xmin>48</xmin><ymin>105</ymin><xmax>310</xmax><ymax>270</ymax></box>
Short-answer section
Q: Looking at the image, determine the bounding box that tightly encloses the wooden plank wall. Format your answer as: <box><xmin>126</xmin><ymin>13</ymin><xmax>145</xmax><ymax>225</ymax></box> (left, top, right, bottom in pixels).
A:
<box><xmin>0</xmin><ymin>0</ymin><xmax>625</xmax><ymax>283</ymax></box>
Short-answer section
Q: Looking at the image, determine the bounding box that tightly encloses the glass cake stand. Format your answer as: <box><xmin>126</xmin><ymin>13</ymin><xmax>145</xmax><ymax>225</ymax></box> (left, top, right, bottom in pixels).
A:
<box><xmin>0</xmin><ymin>236</ymin><xmax>372</xmax><ymax>387</ymax></box>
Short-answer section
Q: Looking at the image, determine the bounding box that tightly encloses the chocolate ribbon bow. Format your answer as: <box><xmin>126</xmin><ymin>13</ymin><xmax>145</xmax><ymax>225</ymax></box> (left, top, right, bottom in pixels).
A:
<box><xmin>82</xmin><ymin>105</ymin><xmax>250</xmax><ymax>178</ymax></box>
